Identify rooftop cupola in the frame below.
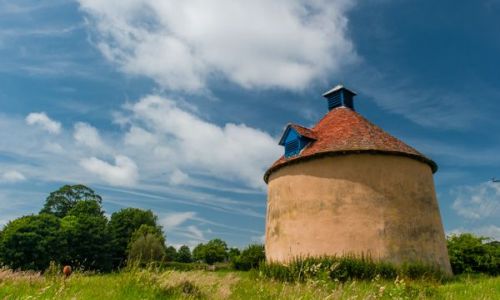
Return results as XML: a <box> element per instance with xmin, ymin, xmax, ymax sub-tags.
<box><xmin>322</xmin><ymin>85</ymin><xmax>357</xmax><ymax>111</ymax></box>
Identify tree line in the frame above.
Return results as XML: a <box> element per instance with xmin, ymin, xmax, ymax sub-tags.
<box><xmin>0</xmin><ymin>185</ymin><xmax>264</xmax><ymax>272</ymax></box>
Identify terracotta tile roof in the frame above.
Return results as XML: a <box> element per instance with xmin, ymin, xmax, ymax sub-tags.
<box><xmin>264</xmin><ymin>107</ymin><xmax>437</xmax><ymax>183</ymax></box>
<box><xmin>288</xmin><ymin>124</ymin><xmax>317</xmax><ymax>141</ymax></box>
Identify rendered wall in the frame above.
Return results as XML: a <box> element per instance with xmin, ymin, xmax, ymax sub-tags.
<box><xmin>265</xmin><ymin>154</ymin><xmax>452</xmax><ymax>274</ymax></box>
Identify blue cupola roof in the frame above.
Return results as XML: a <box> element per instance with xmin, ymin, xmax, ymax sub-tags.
<box><xmin>322</xmin><ymin>85</ymin><xmax>357</xmax><ymax>111</ymax></box>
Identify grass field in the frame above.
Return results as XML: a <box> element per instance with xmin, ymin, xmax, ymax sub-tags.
<box><xmin>1</xmin><ymin>268</ymin><xmax>499</xmax><ymax>299</ymax></box>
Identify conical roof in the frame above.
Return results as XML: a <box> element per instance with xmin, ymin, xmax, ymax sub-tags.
<box><xmin>264</xmin><ymin>107</ymin><xmax>437</xmax><ymax>183</ymax></box>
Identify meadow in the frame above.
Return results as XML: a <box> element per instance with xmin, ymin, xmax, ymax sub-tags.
<box><xmin>1</xmin><ymin>267</ymin><xmax>499</xmax><ymax>299</ymax></box>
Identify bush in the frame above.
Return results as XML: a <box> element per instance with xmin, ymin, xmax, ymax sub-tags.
<box><xmin>259</xmin><ymin>256</ymin><xmax>445</xmax><ymax>283</ymax></box>
<box><xmin>447</xmin><ymin>233</ymin><xmax>499</xmax><ymax>275</ymax></box>
<box><xmin>232</xmin><ymin>244</ymin><xmax>265</xmax><ymax>271</ymax></box>
<box><xmin>127</xmin><ymin>225</ymin><xmax>166</xmax><ymax>266</ymax></box>
<box><xmin>162</xmin><ymin>261</ymin><xmax>209</xmax><ymax>271</ymax></box>
<box><xmin>177</xmin><ymin>245</ymin><xmax>192</xmax><ymax>263</ymax></box>
<box><xmin>192</xmin><ymin>239</ymin><xmax>228</xmax><ymax>265</ymax></box>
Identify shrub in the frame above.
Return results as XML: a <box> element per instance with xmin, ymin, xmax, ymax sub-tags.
<box><xmin>232</xmin><ymin>244</ymin><xmax>265</xmax><ymax>271</ymax></box>
<box><xmin>127</xmin><ymin>225</ymin><xmax>166</xmax><ymax>266</ymax></box>
<box><xmin>259</xmin><ymin>255</ymin><xmax>445</xmax><ymax>283</ymax></box>
<box><xmin>177</xmin><ymin>245</ymin><xmax>192</xmax><ymax>263</ymax></box>
<box><xmin>163</xmin><ymin>261</ymin><xmax>208</xmax><ymax>271</ymax></box>
<box><xmin>192</xmin><ymin>239</ymin><xmax>228</xmax><ymax>265</ymax></box>
<box><xmin>447</xmin><ymin>233</ymin><xmax>499</xmax><ymax>275</ymax></box>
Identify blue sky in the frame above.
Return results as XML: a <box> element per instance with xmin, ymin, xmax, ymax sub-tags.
<box><xmin>0</xmin><ymin>0</ymin><xmax>499</xmax><ymax>248</ymax></box>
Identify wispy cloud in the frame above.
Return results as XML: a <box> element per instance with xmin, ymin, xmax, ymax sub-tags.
<box><xmin>451</xmin><ymin>181</ymin><xmax>500</xmax><ymax>220</ymax></box>
<box><xmin>160</xmin><ymin>211</ymin><xmax>197</xmax><ymax>231</ymax></box>
<box><xmin>448</xmin><ymin>225</ymin><xmax>500</xmax><ymax>241</ymax></box>
<box><xmin>0</xmin><ymin>170</ymin><xmax>26</xmax><ymax>183</ymax></box>
<box><xmin>351</xmin><ymin>65</ymin><xmax>495</xmax><ymax>130</ymax></box>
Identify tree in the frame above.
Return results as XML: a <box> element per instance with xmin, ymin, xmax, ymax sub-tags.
<box><xmin>108</xmin><ymin>208</ymin><xmax>162</xmax><ymax>268</ymax></box>
<box><xmin>228</xmin><ymin>247</ymin><xmax>241</xmax><ymax>261</ymax></box>
<box><xmin>60</xmin><ymin>200</ymin><xmax>112</xmax><ymax>271</ymax></box>
<box><xmin>127</xmin><ymin>225</ymin><xmax>166</xmax><ymax>266</ymax></box>
<box><xmin>177</xmin><ymin>245</ymin><xmax>192</xmax><ymax>263</ymax></box>
<box><xmin>165</xmin><ymin>246</ymin><xmax>178</xmax><ymax>262</ymax></box>
<box><xmin>192</xmin><ymin>243</ymin><xmax>205</xmax><ymax>262</ymax></box>
<box><xmin>0</xmin><ymin>214</ymin><xmax>62</xmax><ymax>271</ymax></box>
<box><xmin>232</xmin><ymin>244</ymin><xmax>265</xmax><ymax>270</ymax></box>
<box><xmin>204</xmin><ymin>239</ymin><xmax>228</xmax><ymax>264</ymax></box>
<box><xmin>192</xmin><ymin>239</ymin><xmax>228</xmax><ymax>264</ymax></box>
<box><xmin>40</xmin><ymin>185</ymin><xmax>102</xmax><ymax>218</ymax></box>
<box><xmin>447</xmin><ymin>233</ymin><xmax>500</xmax><ymax>275</ymax></box>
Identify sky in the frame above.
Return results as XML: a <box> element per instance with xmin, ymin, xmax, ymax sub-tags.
<box><xmin>0</xmin><ymin>0</ymin><xmax>499</xmax><ymax>248</ymax></box>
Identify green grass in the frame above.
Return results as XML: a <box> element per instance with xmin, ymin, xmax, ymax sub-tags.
<box><xmin>1</xmin><ymin>268</ymin><xmax>499</xmax><ymax>299</ymax></box>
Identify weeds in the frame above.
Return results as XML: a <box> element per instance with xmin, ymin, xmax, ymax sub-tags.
<box><xmin>259</xmin><ymin>255</ymin><xmax>447</xmax><ymax>283</ymax></box>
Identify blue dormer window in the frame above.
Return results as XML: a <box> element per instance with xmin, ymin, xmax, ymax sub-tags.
<box><xmin>285</xmin><ymin>139</ymin><xmax>299</xmax><ymax>157</ymax></box>
<box><xmin>279</xmin><ymin>124</ymin><xmax>317</xmax><ymax>158</ymax></box>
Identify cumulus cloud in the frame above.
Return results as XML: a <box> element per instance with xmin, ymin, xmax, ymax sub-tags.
<box><xmin>1</xmin><ymin>170</ymin><xmax>26</xmax><ymax>183</ymax></box>
<box><xmin>78</xmin><ymin>0</ymin><xmax>357</xmax><ymax>91</ymax></box>
<box><xmin>25</xmin><ymin>112</ymin><xmax>61</xmax><ymax>134</ymax></box>
<box><xmin>452</xmin><ymin>181</ymin><xmax>500</xmax><ymax>219</ymax></box>
<box><xmin>122</xmin><ymin>95</ymin><xmax>281</xmax><ymax>188</ymax></box>
<box><xmin>73</xmin><ymin>122</ymin><xmax>105</xmax><ymax>150</ymax></box>
<box><xmin>80</xmin><ymin>155</ymin><xmax>138</xmax><ymax>186</ymax></box>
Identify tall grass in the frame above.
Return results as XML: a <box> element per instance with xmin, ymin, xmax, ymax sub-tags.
<box><xmin>259</xmin><ymin>255</ymin><xmax>447</xmax><ymax>283</ymax></box>
<box><xmin>0</xmin><ymin>266</ymin><xmax>499</xmax><ymax>299</ymax></box>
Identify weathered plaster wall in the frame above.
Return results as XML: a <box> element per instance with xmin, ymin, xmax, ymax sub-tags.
<box><xmin>265</xmin><ymin>154</ymin><xmax>452</xmax><ymax>274</ymax></box>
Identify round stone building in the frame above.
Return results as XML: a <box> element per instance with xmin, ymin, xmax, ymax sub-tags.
<box><xmin>263</xmin><ymin>85</ymin><xmax>452</xmax><ymax>274</ymax></box>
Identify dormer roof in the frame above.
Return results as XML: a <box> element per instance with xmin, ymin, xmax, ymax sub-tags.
<box><xmin>278</xmin><ymin>124</ymin><xmax>317</xmax><ymax>146</ymax></box>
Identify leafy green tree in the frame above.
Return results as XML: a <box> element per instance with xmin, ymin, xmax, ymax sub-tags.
<box><xmin>0</xmin><ymin>214</ymin><xmax>62</xmax><ymax>271</ymax></box>
<box><xmin>40</xmin><ymin>185</ymin><xmax>102</xmax><ymax>218</ymax></box>
<box><xmin>192</xmin><ymin>243</ymin><xmax>205</xmax><ymax>262</ymax></box>
<box><xmin>108</xmin><ymin>208</ymin><xmax>161</xmax><ymax>268</ymax></box>
<box><xmin>165</xmin><ymin>246</ymin><xmax>178</xmax><ymax>262</ymax></box>
<box><xmin>204</xmin><ymin>239</ymin><xmax>228</xmax><ymax>264</ymax></box>
<box><xmin>228</xmin><ymin>247</ymin><xmax>241</xmax><ymax>262</ymax></box>
<box><xmin>177</xmin><ymin>245</ymin><xmax>192</xmax><ymax>263</ymax></box>
<box><xmin>192</xmin><ymin>239</ymin><xmax>228</xmax><ymax>264</ymax></box>
<box><xmin>127</xmin><ymin>224</ymin><xmax>166</xmax><ymax>266</ymax></box>
<box><xmin>232</xmin><ymin>244</ymin><xmax>265</xmax><ymax>270</ymax></box>
<box><xmin>60</xmin><ymin>200</ymin><xmax>112</xmax><ymax>271</ymax></box>
<box><xmin>447</xmin><ymin>233</ymin><xmax>500</xmax><ymax>275</ymax></box>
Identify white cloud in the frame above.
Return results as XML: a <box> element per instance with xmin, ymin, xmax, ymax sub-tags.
<box><xmin>122</xmin><ymin>95</ymin><xmax>281</xmax><ymax>188</ymax></box>
<box><xmin>78</xmin><ymin>0</ymin><xmax>357</xmax><ymax>91</ymax></box>
<box><xmin>25</xmin><ymin>112</ymin><xmax>61</xmax><ymax>134</ymax></box>
<box><xmin>73</xmin><ymin>122</ymin><xmax>105</xmax><ymax>150</ymax></box>
<box><xmin>1</xmin><ymin>170</ymin><xmax>26</xmax><ymax>183</ymax></box>
<box><xmin>251</xmin><ymin>234</ymin><xmax>265</xmax><ymax>244</ymax></box>
<box><xmin>160</xmin><ymin>211</ymin><xmax>196</xmax><ymax>231</ymax></box>
<box><xmin>168</xmin><ymin>169</ymin><xmax>189</xmax><ymax>185</ymax></box>
<box><xmin>124</xmin><ymin>126</ymin><xmax>158</xmax><ymax>146</ymax></box>
<box><xmin>448</xmin><ymin>225</ymin><xmax>500</xmax><ymax>241</ymax></box>
<box><xmin>80</xmin><ymin>155</ymin><xmax>138</xmax><ymax>186</ymax></box>
<box><xmin>452</xmin><ymin>181</ymin><xmax>500</xmax><ymax>219</ymax></box>
<box><xmin>186</xmin><ymin>225</ymin><xmax>205</xmax><ymax>240</ymax></box>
